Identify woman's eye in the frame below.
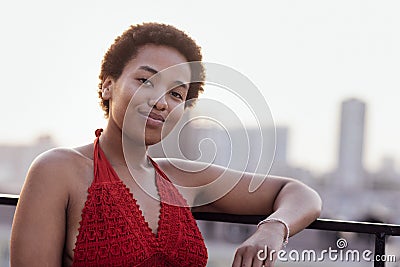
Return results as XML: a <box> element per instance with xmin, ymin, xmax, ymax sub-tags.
<box><xmin>138</xmin><ymin>78</ymin><xmax>153</xmax><ymax>87</ymax></box>
<box><xmin>171</xmin><ymin>91</ymin><xmax>183</xmax><ymax>100</ymax></box>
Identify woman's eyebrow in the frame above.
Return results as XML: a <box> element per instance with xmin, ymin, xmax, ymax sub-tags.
<box><xmin>172</xmin><ymin>80</ymin><xmax>189</xmax><ymax>90</ymax></box>
<box><xmin>138</xmin><ymin>65</ymin><xmax>158</xmax><ymax>74</ymax></box>
<box><xmin>139</xmin><ymin>65</ymin><xmax>189</xmax><ymax>89</ymax></box>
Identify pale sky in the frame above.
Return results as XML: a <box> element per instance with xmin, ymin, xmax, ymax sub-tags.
<box><xmin>1</xmin><ymin>0</ymin><xmax>400</xmax><ymax>174</ymax></box>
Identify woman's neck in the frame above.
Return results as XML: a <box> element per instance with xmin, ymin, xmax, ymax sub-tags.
<box><xmin>99</xmin><ymin>123</ymin><xmax>150</xmax><ymax>170</ymax></box>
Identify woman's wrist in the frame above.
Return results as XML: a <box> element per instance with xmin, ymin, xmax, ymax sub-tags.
<box><xmin>257</xmin><ymin>218</ymin><xmax>290</xmax><ymax>247</ymax></box>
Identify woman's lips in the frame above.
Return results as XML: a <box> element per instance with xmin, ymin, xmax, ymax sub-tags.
<box><xmin>148</xmin><ymin>112</ymin><xmax>165</xmax><ymax>122</ymax></box>
<box><xmin>139</xmin><ymin>111</ymin><xmax>165</xmax><ymax>127</ymax></box>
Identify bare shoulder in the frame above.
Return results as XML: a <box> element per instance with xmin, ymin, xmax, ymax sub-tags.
<box><xmin>32</xmin><ymin>146</ymin><xmax>87</xmax><ymax>168</ymax></box>
<box><xmin>21</xmin><ymin>144</ymin><xmax>94</xmax><ymax>200</ymax></box>
<box><xmin>35</xmin><ymin>143</ymin><xmax>93</xmax><ymax>166</ymax></box>
<box><xmin>30</xmin><ymin>145</ymin><xmax>92</xmax><ymax>178</ymax></box>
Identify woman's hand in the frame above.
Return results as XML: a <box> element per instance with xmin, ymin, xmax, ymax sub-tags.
<box><xmin>232</xmin><ymin>221</ymin><xmax>286</xmax><ymax>267</ymax></box>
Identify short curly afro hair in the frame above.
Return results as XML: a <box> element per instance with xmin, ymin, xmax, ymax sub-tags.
<box><xmin>98</xmin><ymin>22</ymin><xmax>205</xmax><ymax>118</ymax></box>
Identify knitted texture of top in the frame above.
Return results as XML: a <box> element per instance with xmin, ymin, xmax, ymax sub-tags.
<box><xmin>71</xmin><ymin>129</ymin><xmax>208</xmax><ymax>266</ymax></box>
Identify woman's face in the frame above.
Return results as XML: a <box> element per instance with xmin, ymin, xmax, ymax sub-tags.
<box><xmin>105</xmin><ymin>44</ymin><xmax>191</xmax><ymax>145</ymax></box>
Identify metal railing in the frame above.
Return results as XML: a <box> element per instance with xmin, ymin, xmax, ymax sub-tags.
<box><xmin>1</xmin><ymin>193</ymin><xmax>400</xmax><ymax>266</ymax></box>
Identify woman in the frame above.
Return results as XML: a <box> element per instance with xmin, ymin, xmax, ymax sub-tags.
<box><xmin>10</xmin><ymin>23</ymin><xmax>321</xmax><ymax>267</ymax></box>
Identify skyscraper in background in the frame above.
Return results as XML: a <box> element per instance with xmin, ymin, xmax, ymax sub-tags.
<box><xmin>335</xmin><ymin>98</ymin><xmax>366</xmax><ymax>189</ymax></box>
<box><xmin>269</xmin><ymin>127</ymin><xmax>288</xmax><ymax>172</ymax></box>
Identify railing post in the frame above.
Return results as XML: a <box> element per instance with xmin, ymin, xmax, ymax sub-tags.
<box><xmin>374</xmin><ymin>232</ymin><xmax>386</xmax><ymax>267</ymax></box>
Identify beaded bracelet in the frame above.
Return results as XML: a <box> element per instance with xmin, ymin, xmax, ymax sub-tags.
<box><xmin>257</xmin><ymin>218</ymin><xmax>290</xmax><ymax>247</ymax></box>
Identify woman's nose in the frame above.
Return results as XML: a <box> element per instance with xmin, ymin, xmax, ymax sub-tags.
<box><xmin>148</xmin><ymin>94</ymin><xmax>168</xmax><ymax>111</ymax></box>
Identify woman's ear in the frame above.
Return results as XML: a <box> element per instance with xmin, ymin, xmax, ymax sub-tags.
<box><xmin>101</xmin><ymin>77</ymin><xmax>114</xmax><ymax>100</ymax></box>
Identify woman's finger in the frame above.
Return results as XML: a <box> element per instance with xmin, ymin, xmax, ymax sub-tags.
<box><xmin>232</xmin><ymin>249</ymin><xmax>243</xmax><ymax>267</ymax></box>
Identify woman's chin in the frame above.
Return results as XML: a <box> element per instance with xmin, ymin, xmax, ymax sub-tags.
<box><xmin>145</xmin><ymin>135</ymin><xmax>162</xmax><ymax>146</ymax></box>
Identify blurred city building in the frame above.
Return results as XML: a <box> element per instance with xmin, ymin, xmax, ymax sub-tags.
<box><xmin>322</xmin><ymin>98</ymin><xmax>400</xmax><ymax>221</ymax></box>
<box><xmin>333</xmin><ymin>98</ymin><xmax>368</xmax><ymax>190</ymax></box>
<box><xmin>0</xmin><ymin>134</ymin><xmax>56</xmax><ymax>194</ymax></box>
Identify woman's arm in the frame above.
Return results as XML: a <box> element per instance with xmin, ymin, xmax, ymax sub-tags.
<box><xmin>193</xmin><ymin>171</ymin><xmax>322</xmax><ymax>236</ymax></box>
<box><xmin>10</xmin><ymin>149</ymin><xmax>70</xmax><ymax>267</ymax></box>
<box><xmin>213</xmin><ymin>173</ymin><xmax>321</xmax><ymax>267</ymax></box>
<box><xmin>158</xmin><ymin>159</ymin><xmax>322</xmax><ymax>267</ymax></box>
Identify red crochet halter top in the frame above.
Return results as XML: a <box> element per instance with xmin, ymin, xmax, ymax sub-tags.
<box><xmin>71</xmin><ymin>129</ymin><xmax>208</xmax><ymax>266</ymax></box>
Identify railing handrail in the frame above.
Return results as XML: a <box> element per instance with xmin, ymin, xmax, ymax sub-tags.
<box><xmin>0</xmin><ymin>194</ymin><xmax>18</xmax><ymax>206</ymax></box>
<box><xmin>192</xmin><ymin>212</ymin><xmax>400</xmax><ymax>236</ymax></box>
<box><xmin>2</xmin><ymin>193</ymin><xmax>399</xmax><ymax>236</ymax></box>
